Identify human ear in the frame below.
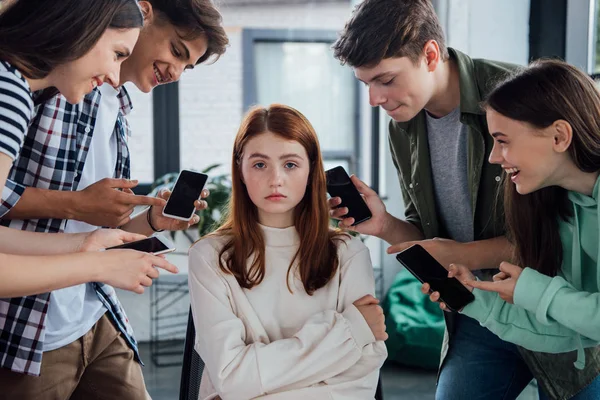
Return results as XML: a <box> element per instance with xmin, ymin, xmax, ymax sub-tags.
<box><xmin>552</xmin><ymin>119</ymin><xmax>573</xmax><ymax>153</ymax></box>
<box><xmin>138</xmin><ymin>1</ymin><xmax>153</xmax><ymax>23</ymax></box>
<box><xmin>423</xmin><ymin>40</ymin><xmax>441</xmax><ymax>72</ymax></box>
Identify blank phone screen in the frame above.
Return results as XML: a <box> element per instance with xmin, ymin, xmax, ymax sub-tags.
<box><xmin>325</xmin><ymin>166</ymin><xmax>372</xmax><ymax>225</ymax></box>
<box><xmin>106</xmin><ymin>237</ymin><xmax>169</xmax><ymax>253</ymax></box>
<box><xmin>163</xmin><ymin>171</ymin><xmax>208</xmax><ymax>219</ymax></box>
<box><xmin>395</xmin><ymin>244</ymin><xmax>474</xmax><ymax>311</ymax></box>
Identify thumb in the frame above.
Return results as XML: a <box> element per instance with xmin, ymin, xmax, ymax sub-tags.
<box><xmin>350</xmin><ymin>175</ymin><xmax>376</xmax><ymax>197</ymax></box>
<box><xmin>118</xmin><ymin>230</ymin><xmax>147</xmax><ymax>244</ymax></box>
<box><xmin>499</xmin><ymin>261</ymin><xmax>520</xmax><ymax>276</ymax></box>
<box><xmin>353</xmin><ymin>294</ymin><xmax>378</xmax><ymax>306</ymax></box>
<box><xmin>387</xmin><ymin>241</ymin><xmax>416</xmax><ymax>254</ymax></box>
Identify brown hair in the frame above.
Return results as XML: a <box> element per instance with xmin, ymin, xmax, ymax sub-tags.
<box><xmin>0</xmin><ymin>0</ymin><xmax>143</xmax><ymax>79</ymax></box>
<box><xmin>209</xmin><ymin>104</ymin><xmax>347</xmax><ymax>295</ymax></box>
<box><xmin>332</xmin><ymin>0</ymin><xmax>448</xmax><ymax>68</ymax></box>
<box><xmin>146</xmin><ymin>0</ymin><xmax>228</xmax><ymax>64</ymax></box>
<box><xmin>485</xmin><ymin>59</ymin><xmax>600</xmax><ymax>276</ymax></box>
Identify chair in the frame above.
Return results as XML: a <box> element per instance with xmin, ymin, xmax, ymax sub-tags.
<box><xmin>179</xmin><ymin>307</ymin><xmax>383</xmax><ymax>400</ymax></box>
<box><xmin>179</xmin><ymin>308</ymin><xmax>204</xmax><ymax>400</ymax></box>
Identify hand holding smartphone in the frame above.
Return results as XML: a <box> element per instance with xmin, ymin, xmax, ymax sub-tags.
<box><xmin>105</xmin><ymin>234</ymin><xmax>176</xmax><ymax>255</ymax></box>
<box><xmin>395</xmin><ymin>244</ymin><xmax>474</xmax><ymax>312</ymax></box>
<box><xmin>162</xmin><ymin>169</ymin><xmax>208</xmax><ymax>221</ymax></box>
<box><xmin>325</xmin><ymin>166</ymin><xmax>372</xmax><ymax>226</ymax></box>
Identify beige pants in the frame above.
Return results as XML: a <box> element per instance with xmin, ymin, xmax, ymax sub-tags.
<box><xmin>0</xmin><ymin>314</ymin><xmax>151</xmax><ymax>400</ymax></box>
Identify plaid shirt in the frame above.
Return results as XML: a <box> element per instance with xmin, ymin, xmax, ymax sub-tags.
<box><xmin>0</xmin><ymin>87</ymin><xmax>139</xmax><ymax>376</ymax></box>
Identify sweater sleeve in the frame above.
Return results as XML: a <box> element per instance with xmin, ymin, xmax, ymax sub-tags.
<box><xmin>461</xmin><ymin>268</ymin><xmax>600</xmax><ymax>353</ymax></box>
<box><xmin>323</xmin><ymin>241</ymin><xmax>388</xmax><ymax>395</ymax></box>
<box><xmin>188</xmin><ymin>244</ymin><xmax>378</xmax><ymax>400</ymax></box>
<box><xmin>514</xmin><ymin>267</ymin><xmax>600</xmax><ymax>342</ymax></box>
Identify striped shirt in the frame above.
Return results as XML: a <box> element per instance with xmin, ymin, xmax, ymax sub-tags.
<box><xmin>0</xmin><ymin>61</ymin><xmax>33</xmax><ymax>161</ymax></box>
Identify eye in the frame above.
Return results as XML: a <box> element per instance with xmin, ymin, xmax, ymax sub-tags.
<box><xmin>171</xmin><ymin>43</ymin><xmax>181</xmax><ymax>58</ymax></box>
<box><xmin>115</xmin><ymin>51</ymin><xmax>127</xmax><ymax>60</ymax></box>
<box><xmin>284</xmin><ymin>162</ymin><xmax>297</xmax><ymax>169</ymax></box>
<box><xmin>253</xmin><ymin>162</ymin><xmax>266</xmax><ymax>169</ymax></box>
<box><xmin>382</xmin><ymin>78</ymin><xmax>395</xmax><ymax>86</ymax></box>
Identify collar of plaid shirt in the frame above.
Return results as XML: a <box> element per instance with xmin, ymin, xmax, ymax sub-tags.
<box><xmin>0</xmin><ymin>86</ymin><xmax>140</xmax><ymax>376</ymax></box>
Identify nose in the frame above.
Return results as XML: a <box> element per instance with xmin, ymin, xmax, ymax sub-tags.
<box><xmin>167</xmin><ymin>63</ymin><xmax>185</xmax><ymax>82</ymax></box>
<box><xmin>368</xmin><ymin>86</ymin><xmax>386</xmax><ymax>107</ymax></box>
<box><xmin>269</xmin><ymin>167</ymin><xmax>284</xmax><ymax>187</ymax></box>
<box><xmin>488</xmin><ymin>142</ymin><xmax>503</xmax><ymax>165</ymax></box>
<box><xmin>104</xmin><ymin>65</ymin><xmax>121</xmax><ymax>88</ymax></box>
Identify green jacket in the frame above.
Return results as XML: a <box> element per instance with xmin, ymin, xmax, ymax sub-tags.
<box><xmin>387</xmin><ymin>47</ymin><xmax>600</xmax><ymax>399</ymax></box>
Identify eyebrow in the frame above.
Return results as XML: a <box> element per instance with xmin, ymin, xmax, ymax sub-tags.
<box><xmin>248</xmin><ymin>152</ymin><xmax>304</xmax><ymax>160</ymax></box>
<box><xmin>176</xmin><ymin>39</ymin><xmax>195</xmax><ymax>69</ymax></box>
<box><xmin>358</xmin><ymin>71</ymin><xmax>394</xmax><ymax>84</ymax></box>
<box><xmin>491</xmin><ymin>132</ymin><xmax>507</xmax><ymax>138</ymax></box>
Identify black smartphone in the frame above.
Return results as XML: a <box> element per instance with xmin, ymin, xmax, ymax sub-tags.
<box><xmin>325</xmin><ymin>166</ymin><xmax>372</xmax><ymax>226</ymax></box>
<box><xmin>395</xmin><ymin>244</ymin><xmax>474</xmax><ymax>312</ymax></box>
<box><xmin>162</xmin><ymin>170</ymin><xmax>208</xmax><ymax>221</ymax></box>
<box><xmin>105</xmin><ymin>235</ymin><xmax>175</xmax><ymax>255</ymax></box>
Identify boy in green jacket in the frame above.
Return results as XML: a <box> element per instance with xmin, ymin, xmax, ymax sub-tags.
<box><xmin>330</xmin><ymin>0</ymin><xmax>532</xmax><ymax>399</ymax></box>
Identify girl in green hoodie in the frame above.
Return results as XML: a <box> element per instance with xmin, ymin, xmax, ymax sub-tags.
<box><xmin>422</xmin><ymin>59</ymin><xmax>600</xmax><ymax>399</ymax></box>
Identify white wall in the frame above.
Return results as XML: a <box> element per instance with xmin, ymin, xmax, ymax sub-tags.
<box><xmin>442</xmin><ymin>0</ymin><xmax>530</xmax><ymax>65</ymax></box>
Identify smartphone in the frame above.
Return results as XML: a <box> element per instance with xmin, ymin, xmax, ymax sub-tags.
<box><xmin>395</xmin><ymin>244</ymin><xmax>474</xmax><ymax>312</ymax></box>
<box><xmin>162</xmin><ymin>169</ymin><xmax>208</xmax><ymax>221</ymax></box>
<box><xmin>105</xmin><ymin>235</ymin><xmax>176</xmax><ymax>255</ymax></box>
<box><xmin>325</xmin><ymin>166</ymin><xmax>372</xmax><ymax>226</ymax></box>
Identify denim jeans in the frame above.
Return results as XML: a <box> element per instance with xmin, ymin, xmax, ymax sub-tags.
<box><xmin>538</xmin><ymin>373</ymin><xmax>600</xmax><ymax>400</ymax></box>
<box><xmin>436</xmin><ymin>313</ymin><xmax>534</xmax><ymax>400</ymax></box>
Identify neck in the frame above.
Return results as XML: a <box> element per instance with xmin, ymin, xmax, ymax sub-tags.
<box><xmin>257</xmin><ymin>209</ymin><xmax>294</xmax><ymax>228</ymax></box>
<box><xmin>23</xmin><ymin>75</ymin><xmax>53</xmax><ymax>93</ymax></box>
<box><xmin>425</xmin><ymin>58</ymin><xmax>461</xmax><ymax>118</ymax></box>
<box><xmin>555</xmin><ymin>163</ymin><xmax>599</xmax><ymax>196</ymax></box>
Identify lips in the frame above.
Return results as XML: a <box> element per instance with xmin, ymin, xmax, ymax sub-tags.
<box><xmin>153</xmin><ymin>63</ymin><xmax>166</xmax><ymax>85</ymax></box>
<box><xmin>266</xmin><ymin>193</ymin><xmax>286</xmax><ymax>200</ymax></box>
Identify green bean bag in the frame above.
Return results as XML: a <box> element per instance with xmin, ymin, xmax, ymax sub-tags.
<box><xmin>382</xmin><ymin>269</ymin><xmax>445</xmax><ymax>370</ymax></box>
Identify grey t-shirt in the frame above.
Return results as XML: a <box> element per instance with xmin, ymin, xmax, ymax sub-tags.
<box><xmin>425</xmin><ymin>107</ymin><xmax>474</xmax><ymax>243</ymax></box>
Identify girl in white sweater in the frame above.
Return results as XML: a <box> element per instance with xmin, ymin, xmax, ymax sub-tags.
<box><xmin>188</xmin><ymin>104</ymin><xmax>388</xmax><ymax>399</ymax></box>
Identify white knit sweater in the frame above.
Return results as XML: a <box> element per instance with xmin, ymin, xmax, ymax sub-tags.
<box><xmin>188</xmin><ymin>224</ymin><xmax>387</xmax><ymax>400</ymax></box>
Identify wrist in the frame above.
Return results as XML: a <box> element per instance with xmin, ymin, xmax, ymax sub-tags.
<box><xmin>146</xmin><ymin>208</ymin><xmax>164</xmax><ymax>233</ymax></box>
<box><xmin>378</xmin><ymin>212</ymin><xmax>397</xmax><ymax>241</ymax></box>
<box><xmin>70</xmin><ymin>232</ymin><xmax>89</xmax><ymax>253</ymax></box>
<box><xmin>63</xmin><ymin>191</ymin><xmax>82</xmax><ymax>220</ymax></box>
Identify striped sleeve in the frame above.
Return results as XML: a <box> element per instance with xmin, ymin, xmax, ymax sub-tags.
<box><xmin>0</xmin><ymin>64</ymin><xmax>33</xmax><ymax>161</ymax></box>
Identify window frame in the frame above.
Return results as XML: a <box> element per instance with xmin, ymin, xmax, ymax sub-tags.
<box><xmin>242</xmin><ymin>28</ymin><xmax>362</xmax><ymax>174</ymax></box>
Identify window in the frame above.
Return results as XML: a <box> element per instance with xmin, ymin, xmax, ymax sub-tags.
<box><xmin>244</xmin><ymin>29</ymin><xmax>359</xmax><ymax>173</ymax></box>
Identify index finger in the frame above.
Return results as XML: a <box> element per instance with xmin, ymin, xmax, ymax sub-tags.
<box><xmin>386</xmin><ymin>241</ymin><xmax>416</xmax><ymax>254</ymax></box>
<box><xmin>117</xmin><ymin>192</ymin><xmax>166</xmax><ymax>207</ymax></box>
<box><xmin>467</xmin><ymin>279</ymin><xmax>501</xmax><ymax>293</ymax></box>
<box><xmin>149</xmin><ymin>256</ymin><xmax>179</xmax><ymax>274</ymax></box>
<box><xmin>349</xmin><ymin>175</ymin><xmax>377</xmax><ymax>196</ymax></box>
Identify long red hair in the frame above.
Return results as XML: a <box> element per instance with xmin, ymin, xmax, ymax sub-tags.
<box><xmin>210</xmin><ymin>104</ymin><xmax>346</xmax><ymax>295</ymax></box>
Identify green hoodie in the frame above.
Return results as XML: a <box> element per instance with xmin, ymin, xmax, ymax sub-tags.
<box><xmin>462</xmin><ymin>175</ymin><xmax>600</xmax><ymax>370</ymax></box>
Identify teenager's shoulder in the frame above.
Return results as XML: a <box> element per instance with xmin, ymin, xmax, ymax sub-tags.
<box><xmin>0</xmin><ymin>61</ymin><xmax>33</xmax><ymax>106</ymax></box>
<box><xmin>189</xmin><ymin>234</ymin><xmax>230</xmax><ymax>259</ymax></box>
<box><xmin>471</xmin><ymin>57</ymin><xmax>521</xmax><ymax>98</ymax></box>
<box><xmin>334</xmin><ymin>233</ymin><xmax>369</xmax><ymax>262</ymax></box>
